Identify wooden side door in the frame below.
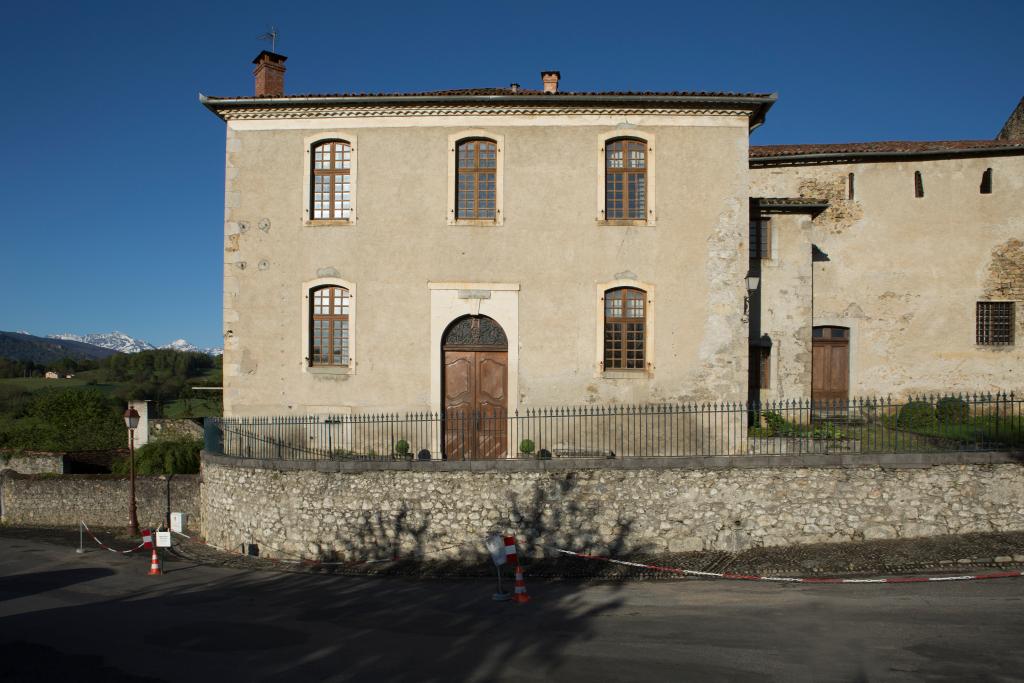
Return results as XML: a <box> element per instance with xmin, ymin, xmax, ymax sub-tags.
<box><xmin>811</xmin><ymin>326</ymin><xmax>850</xmax><ymax>405</ymax></box>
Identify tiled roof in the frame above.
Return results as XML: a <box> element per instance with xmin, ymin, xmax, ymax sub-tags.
<box><xmin>203</xmin><ymin>88</ymin><xmax>774</xmax><ymax>101</ymax></box>
<box><xmin>750</xmin><ymin>139</ymin><xmax>1024</xmax><ymax>159</ymax></box>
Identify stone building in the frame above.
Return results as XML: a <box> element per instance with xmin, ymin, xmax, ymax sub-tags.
<box><xmin>202</xmin><ymin>52</ymin><xmax>1023</xmax><ymax>437</ymax></box>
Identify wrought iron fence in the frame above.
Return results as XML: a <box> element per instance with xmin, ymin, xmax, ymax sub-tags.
<box><xmin>204</xmin><ymin>392</ymin><xmax>1022</xmax><ymax>462</ymax></box>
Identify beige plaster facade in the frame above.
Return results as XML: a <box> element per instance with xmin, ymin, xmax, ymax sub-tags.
<box><xmin>751</xmin><ymin>153</ymin><xmax>1024</xmax><ymax>397</ymax></box>
<box><xmin>210</xmin><ymin>101</ymin><xmax>761</xmax><ymax>417</ymax></box>
<box><xmin>206</xmin><ymin>55</ymin><xmax>1022</xmax><ymax>420</ymax></box>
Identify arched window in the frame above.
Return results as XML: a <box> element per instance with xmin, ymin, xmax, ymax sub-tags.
<box><xmin>311</xmin><ymin>140</ymin><xmax>352</xmax><ymax>220</ymax></box>
<box><xmin>456</xmin><ymin>138</ymin><xmax>497</xmax><ymax>220</ymax></box>
<box><xmin>310</xmin><ymin>285</ymin><xmax>350</xmax><ymax>366</ymax></box>
<box><xmin>604</xmin><ymin>287</ymin><xmax>646</xmax><ymax>369</ymax></box>
<box><xmin>605</xmin><ymin>138</ymin><xmax>647</xmax><ymax>220</ymax></box>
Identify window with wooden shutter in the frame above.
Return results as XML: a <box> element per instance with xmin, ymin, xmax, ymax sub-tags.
<box><xmin>749</xmin><ymin>219</ymin><xmax>772</xmax><ymax>260</ymax></box>
<box><xmin>604</xmin><ymin>287</ymin><xmax>646</xmax><ymax>370</ymax></box>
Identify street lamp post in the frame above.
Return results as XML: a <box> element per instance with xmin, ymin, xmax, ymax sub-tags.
<box><xmin>124</xmin><ymin>406</ymin><xmax>141</xmax><ymax>536</ymax></box>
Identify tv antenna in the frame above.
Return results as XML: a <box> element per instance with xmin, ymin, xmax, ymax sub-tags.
<box><xmin>257</xmin><ymin>26</ymin><xmax>279</xmax><ymax>53</ymax></box>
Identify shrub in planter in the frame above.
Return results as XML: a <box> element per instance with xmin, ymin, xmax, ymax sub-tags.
<box><xmin>519</xmin><ymin>439</ymin><xmax>535</xmax><ymax>455</ymax></box>
<box><xmin>897</xmin><ymin>401</ymin><xmax>937</xmax><ymax>430</ymax></box>
<box><xmin>394</xmin><ymin>439</ymin><xmax>410</xmax><ymax>457</ymax></box>
<box><xmin>537</xmin><ymin>448</ymin><xmax>552</xmax><ymax>460</ymax></box>
<box><xmin>935</xmin><ymin>397</ymin><xmax>970</xmax><ymax>424</ymax></box>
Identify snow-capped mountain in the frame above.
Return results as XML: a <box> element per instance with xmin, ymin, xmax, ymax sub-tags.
<box><xmin>51</xmin><ymin>331</ymin><xmax>156</xmax><ymax>354</ymax></box>
<box><xmin>159</xmin><ymin>339</ymin><xmax>223</xmax><ymax>356</ymax></box>
<box><xmin>48</xmin><ymin>332</ymin><xmax>222</xmax><ymax>356</ymax></box>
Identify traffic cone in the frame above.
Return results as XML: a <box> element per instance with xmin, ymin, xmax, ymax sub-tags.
<box><xmin>512</xmin><ymin>564</ymin><xmax>530</xmax><ymax>603</ymax></box>
<box><xmin>148</xmin><ymin>547</ymin><xmax>162</xmax><ymax>576</ymax></box>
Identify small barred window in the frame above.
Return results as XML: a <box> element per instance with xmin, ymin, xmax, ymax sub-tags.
<box><xmin>976</xmin><ymin>302</ymin><xmax>1014</xmax><ymax>345</ymax></box>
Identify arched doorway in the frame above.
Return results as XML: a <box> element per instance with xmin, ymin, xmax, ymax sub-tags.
<box><xmin>442</xmin><ymin>315</ymin><xmax>508</xmax><ymax>460</ymax></box>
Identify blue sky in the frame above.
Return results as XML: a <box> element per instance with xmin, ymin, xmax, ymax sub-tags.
<box><xmin>1</xmin><ymin>0</ymin><xmax>1020</xmax><ymax>349</ymax></box>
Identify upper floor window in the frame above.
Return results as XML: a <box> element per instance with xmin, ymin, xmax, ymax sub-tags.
<box><xmin>456</xmin><ymin>139</ymin><xmax>497</xmax><ymax>220</ymax></box>
<box><xmin>977</xmin><ymin>301</ymin><xmax>1014</xmax><ymax>346</ymax></box>
<box><xmin>604</xmin><ymin>287</ymin><xmax>646</xmax><ymax>370</ymax></box>
<box><xmin>311</xmin><ymin>140</ymin><xmax>352</xmax><ymax>220</ymax></box>
<box><xmin>310</xmin><ymin>285</ymin><xmax>350</xmax><ymax>366</ymax></box>
<box><xmin>749</xmin><ymin>219</ymin><xmax>772</xmax><ymax>260</ymax></box>
<box><xmin>605</xmin><ymin>138</ymin><xmax>647</xmax><ymax>220</ymax></box>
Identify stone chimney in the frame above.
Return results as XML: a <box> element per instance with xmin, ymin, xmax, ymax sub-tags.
<box><xmin>997</xmin><ymin>96</ymin><xmax>1024</xmax><ymax>141</ymax></box>
<box><xmin>253</xmin><ymin>50</ymin><xmax>287</xmax><ymax>97</ymax></box>
<box><xmin>541</xmin><ymin>70</ymin><xmax>560</xmax><ymax>94</ymax></box>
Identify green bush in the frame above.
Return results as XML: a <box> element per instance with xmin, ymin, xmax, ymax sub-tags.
<box><xmin>897</xmin><ymin>401</ymin><xmax>937</xmax><ymax>430</ymax></box>
<box><xmin>0</xmin><ymin>389</ymin><xmax>125</xmax><ymax>451</ymax></box>
<box><xmin>111</xmin><ymin>438</ymin><xmax>201</xmax><ymax>475</ymax></box>
<box><xmin>394</xmin><ymin>439</ymin><xmax>410</xmax><ymax>456</ymax></box>
<box><xmin>519</xmin><ymin>439</ymin><xmax>535</xmax><ymax>455</ymax></box>
<box><xmin>935</xmin><ymin>397</ymin><xmax>970</xmax><ymax>424</ymax></box>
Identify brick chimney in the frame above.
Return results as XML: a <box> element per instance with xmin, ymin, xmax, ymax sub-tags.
<box><xmin>541</xmin><ymin>70</ymin><xmax>560</xmax><ymax>94</ymax></box>
<box><xmin>253</xmin><ymin>50</ymin><xmax>287</xmax><ymax>97</ymax></box>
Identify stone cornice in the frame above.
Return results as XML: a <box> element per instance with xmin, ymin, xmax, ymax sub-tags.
<box><xmin>205</xmin><ymin>102</ymin><xmax>760</xmax><ymax>122</ymax></box>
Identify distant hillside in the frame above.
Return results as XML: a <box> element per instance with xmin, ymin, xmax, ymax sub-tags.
<box><xmin>0</xmin><ymin>331</ymin><xmax>118</xmax><ymax>363</ymax></box>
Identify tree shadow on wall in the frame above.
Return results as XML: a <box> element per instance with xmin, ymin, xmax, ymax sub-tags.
<box><xmin>319</xmin><ymin>502</ymin><xmax>433</xmax><ymax>563</ymax></box>
<box><xmin>310</xmin><ymin>471</ymin><xmax>654</xmax><ymax>581</ymax></box>
<box><xmin>508</xmin><ymin>470</ymin><xmax>652</xmax><ymax>562</ymax></box>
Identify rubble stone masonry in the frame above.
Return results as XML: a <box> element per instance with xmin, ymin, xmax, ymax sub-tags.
<box><xmin>200</xmin><ymin>453</ymin><xmax>1024</xmax><ymax>561</ymax></box>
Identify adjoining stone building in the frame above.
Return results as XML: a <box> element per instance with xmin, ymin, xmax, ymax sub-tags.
<box><xmin>202</xmin><ymin>53</ymin><xmax>1023</xmax><ymax>445</ymax></box>
<box><xmin>749</xmin><ymin>137</ymin><xmax>1024</xmax><ymax>402</ymax></box>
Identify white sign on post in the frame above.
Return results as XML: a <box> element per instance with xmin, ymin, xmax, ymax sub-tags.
<box><xmin>156</xmin><ymin>531</ymin><xmax>172</xmax><ymax>548</ymax></box>
<box><xmin>485</xmin><ymin>534</ymin><xmax>507</xmax><ymax>566</ymax></box>
<box><xmin>170</xmin><ymin>512</ymin><xmax>186</xmax><ymax>533</ymax></box>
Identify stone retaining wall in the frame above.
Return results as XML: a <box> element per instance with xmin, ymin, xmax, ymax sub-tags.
<box><xmin>0</xmin><ymin>452</ymin><xmax>64</xmax><ymax>475</ymax></box>
<box><xmin>150</xmin><ymin>419</ymin><xmax>204</xmax><ymax>442</ymax></box>
<box><xmin>200</xmin><ymin>451</ymin><xmax>1024</xmax><ymax>561</ymax></box>
<box><xmin>0</xmin><ymin>472</ymin><xmax>200</xmax><ymax>530</ymax></box>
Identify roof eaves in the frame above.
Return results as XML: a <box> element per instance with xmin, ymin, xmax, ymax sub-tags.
<box><xmin>750</xmin><ymin>144</ymin><xmax>1024</xmax><ymax>165</ymax></box>
<box><xmin>199</xmin><ymin>91</ymin><xmax>778</xmax><ymax>125</ymax></box>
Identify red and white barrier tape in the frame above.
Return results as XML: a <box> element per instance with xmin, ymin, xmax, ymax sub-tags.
<box><xmin>552</xmin><ymin>548</ymin><xmax>1024</xmax><ymax>584</ymax></box>
<box><xmin>81</xmin><ymin>521</ymin><xmax>146</xmax><ymax>555</ymax></box>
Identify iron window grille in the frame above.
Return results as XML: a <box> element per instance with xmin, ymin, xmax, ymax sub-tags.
<box><xmin>976</xmin><ymin>302</ymin><xmax>1014</xmax><ymax>346</ymax></box>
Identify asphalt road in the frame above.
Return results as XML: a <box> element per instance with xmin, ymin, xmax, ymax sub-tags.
<box><xmin>2</xmin><ymin>536</ymin><xmax>1023</xmax><ymax>682</ymax></box>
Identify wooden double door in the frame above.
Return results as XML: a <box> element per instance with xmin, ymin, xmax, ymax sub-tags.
<box><xmin>811</xmin><ymin>326</ymin><xmax>850</xmax><ymax>405</ymax></box>
<box><xmin>442</xmin><ymin>316</ymin><xmax>508</xmax><ymax>460</ymax></box>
